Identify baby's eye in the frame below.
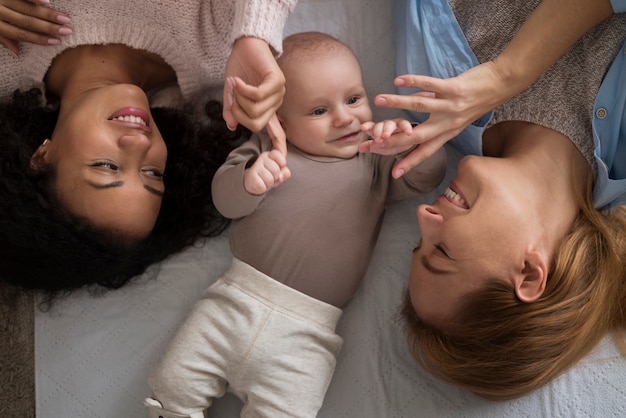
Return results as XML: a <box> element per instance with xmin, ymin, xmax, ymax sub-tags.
<box><xmin>346</xmin><ymin>96</ymin><xmax>359</xmax><ymax>105</ymax></box>
<box><xmin>91</xmin><ymin>161</ymin><xmax>118</xmax><ymax>171</ymax></box>
<box><xmin>312</xmin><ymin>108</ymin><xmax>327</xmax><ymax>116</ymax></box>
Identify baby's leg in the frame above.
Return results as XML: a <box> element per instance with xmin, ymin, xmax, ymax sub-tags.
<box><xmin>146</xmin><ymin>279</ymin><xmax>239</xmax><ymax>416</ymax></box>
<box><xmin>218</xmin><ymin>262</ymin><xmax>343</xmax><ymax>418</ymax></box>
<box><xmin>237</xmin><ymin>311</ymin><xmax>343</xmax><ymax>418</ymax></box>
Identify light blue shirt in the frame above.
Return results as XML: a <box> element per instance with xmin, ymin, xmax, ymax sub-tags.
<box><xmin>396</xmin><ymin>0</ymin><xmax>626</xmax><ymax>209</ymax></box>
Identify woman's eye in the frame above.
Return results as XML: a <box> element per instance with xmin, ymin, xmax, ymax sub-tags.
<box><xmin>142</xmin><ymin>169</ymin><xmax>164</xmax><ymax>179</ymax></box>
<box><xmin>434</xmin><ymin>243</ymin><xmax>450</xmax><ymax>258</ymax></box>
<box><xmin>347</xmin><ymin>96</ymin><xmax>359</xmax><ymax>105</ymax></box>
<box><xmin>92</xmin><ymin>161</ymin><xmax>118</xmax><ymax>170</ymax></box>
<box><xmin>312</xmin><ymin>108</ymin><xmax>327</xmax><ymax>116</ymax></box>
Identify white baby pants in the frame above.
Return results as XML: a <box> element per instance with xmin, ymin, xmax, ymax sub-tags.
<box><xmin>146</xmin><ymin>258</ymin><xmax>343</xmax><ymax>418</ymax></box>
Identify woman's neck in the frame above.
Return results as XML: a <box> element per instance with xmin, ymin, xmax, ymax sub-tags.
<box><xmin>44</xmin><ymin>44</ymin><xmax>177</xmax><ymax>101</ymax></box>
<box><xmin>485</xmin><ymin>121</ymin><xmax>592</xmax><ymax>256</ymax></box>
<box><xmin>488</xmin><ymin>121</ymin><xmax>590</xmax><ymax>183</ymax></box>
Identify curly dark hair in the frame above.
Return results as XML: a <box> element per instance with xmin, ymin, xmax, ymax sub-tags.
<box><xmin>0</xmin><ymin>88</ymin><xmax>248</xmax><ymax>298</ymax></box>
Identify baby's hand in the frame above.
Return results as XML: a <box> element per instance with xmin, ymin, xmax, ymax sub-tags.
<box><xmin>359</xmin><ymin>118</ymin><xmax>415</xmax><ymax>156</ymax></box>
<box><xmin>244</xmin><ymin>149</ymin><xmax>291</xmax><ymax>195</ymax></box>
<box><xmin>361</xmin><ymin>118</ymin><xmax>413</xmax><ymax>142</ymax></box>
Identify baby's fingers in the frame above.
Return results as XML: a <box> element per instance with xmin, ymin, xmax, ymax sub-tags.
<box><xmin>360</xmin><ymin>120</ymin><xmax>399</xmax><ymax>142</ymax></box>
<box><xmin>267</xmin><ymin>149</ymin><xmax>291</xmax><ymax>184</ymax></box>
<box><xmin>245</xmin><ymin>170</ymin><xmax>274</xmax><ymax>195</ymax></box>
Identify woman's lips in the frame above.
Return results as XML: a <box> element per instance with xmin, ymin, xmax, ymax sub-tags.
<box><xmin>108</xmin><ymin>107</ymin><xmax>151</xmax><ymax>132</ymax></box>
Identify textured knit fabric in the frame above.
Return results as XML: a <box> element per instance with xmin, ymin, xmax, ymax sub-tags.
<box><xmin>396</xmin><ymin>0</ymin><xmax>626</xmax><ymax>209</ymax></box>
<box><xmin>449</xmin><ymin>0</ymin><xmax>626</xmax><ymax>175</ymax></box>
<box><xmin>148</xmin><ymin>258</ymin><xmax>343</xmax><ymax>418</ymax></box>
<box><xmin>0</xmin><ymin>0</ymin><xmax>296</xmax><ymax>104</ymax></box>
<box><xmin>212</xmin><ymin>132</ymin><xmax>446</xmax><ymax>308</ymax></box>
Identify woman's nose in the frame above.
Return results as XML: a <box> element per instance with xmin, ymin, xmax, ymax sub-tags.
<box><xmin>416</xmin><ymin>204</ymin><xmax>444</xmax><ymax>226</ymax></box>
<box><xmin>118</xmin><ymin>133</ymin><xmax>151</xmax><ymax>151</ymax></box>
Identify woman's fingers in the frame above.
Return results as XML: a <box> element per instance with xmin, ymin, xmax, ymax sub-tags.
<box><xmin>0</xmin><ymin>33</ymin><xmax>18</xmax><ymax>55</ymax></box>
<box><xmin>266</xmin><ymin>114</ymin><xmax>287</xmax><ymax>156</ymax></box>
<box><xmin>230</xmin><ymin>76</ymin><xmax>284</xmax><ymax>131</ymax></box>
<box><xmin>374</xmin><ymin>91</ymin><xmax>455</xmax><ymax>115</ymax></box>
<box><xmin>391</xmin><ymin>135</ymin><xmax>450</xmax><ymax>179</ymax></box>
<box><xmin>0</xmin><ymin>0</ymin><xmax>71</xmax><ymax>49</ymax></box>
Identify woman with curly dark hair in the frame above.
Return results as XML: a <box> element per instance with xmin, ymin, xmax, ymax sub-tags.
<box><xmin>0</xmin><ymin>88</ymin><xmax>244</xmax><ymax>294</ymax></box>
<box><xmin>0</xmin><ymin>0</ymin><xmax>296</xmax><ymax>294</ymax></box>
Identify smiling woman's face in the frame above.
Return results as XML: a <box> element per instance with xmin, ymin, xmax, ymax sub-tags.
<box><xmin>32</xmin><ymin>84</ymin><xmax>167</xmax><ymax>238</ymax></box>
<box><xmin>408</xmin><ymin>155</ymin><xmax>538</xmax><ymax>327</ymax></box>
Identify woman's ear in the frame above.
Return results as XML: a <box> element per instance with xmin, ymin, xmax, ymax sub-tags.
<box><xmin>514</xmin><ymin>250</ymin><xmax>548</xmax><ymax>303</ymax></box>
<box><xmin>30</xmin><ymin>139</ymin><xmax>50</xmax><ymax>171</ymax></box>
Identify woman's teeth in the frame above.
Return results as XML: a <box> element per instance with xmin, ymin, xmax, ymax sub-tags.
<box><xmin>111</xmin><ymin>115</ymin><xmax>147</xmax><ymax>126</ymax></box>
<box><xmin>444</xmin><ymin>187</ymin><xmax>466</xmax><ymax>206</ymax></box>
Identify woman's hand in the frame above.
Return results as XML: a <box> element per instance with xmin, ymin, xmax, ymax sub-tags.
<box><xmin>367</xmin><ymin>0</ymin><xmax>615</xmax><ymax>178</ymax></box>
<box><xmin>223</xmin><ymin>36</ymin><xmax>286</xmax><ymax>133</ymax></box>
<box><xmin>361</xmin><ymin>62</ymin><xmax>508</xmax><ymax>177</ymax></box>
<box><xmin>0</xmin><ymin>0</ymin><xmax>71</xmax><ymax>56</ymax></box>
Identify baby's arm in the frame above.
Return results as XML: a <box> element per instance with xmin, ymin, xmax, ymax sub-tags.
<box><xmin>244</xmin><ymin>149</ymin><xmax>291</xmax><ymax>196</ymax></box>
<box><xmin>212</xmin><ymin>131</ymin><xmax>290</xmax><ymax>219</ymax></box>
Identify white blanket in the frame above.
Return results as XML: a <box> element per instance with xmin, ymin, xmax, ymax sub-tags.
<box><xmin>35</xmin><ymin>1</ymin><xmax>626</xmax><ymax>417</ymax></box>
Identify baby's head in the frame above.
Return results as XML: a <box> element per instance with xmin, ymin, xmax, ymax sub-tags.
<box><xmin>276</xmin><ymin>32</ymin><xmax>372</xmax><ymax>159</ymax></box>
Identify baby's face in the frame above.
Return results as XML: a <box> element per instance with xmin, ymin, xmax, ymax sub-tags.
<box><xmin>278</xmin><ymin>50</ymin><xmax>372</xmax><ymax>159</ymax></box>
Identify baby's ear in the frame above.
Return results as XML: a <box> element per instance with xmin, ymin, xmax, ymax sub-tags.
<box><xmin>514</xmin><ymin>251</ymin><xmax>547</xmax><ymax>303</ymax></box>
<box><xmin>30</xmin><ymin>140</ymin><xmax>50</xmax><ymax>171</ymax></box>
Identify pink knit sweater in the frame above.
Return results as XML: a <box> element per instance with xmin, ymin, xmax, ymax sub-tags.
<box><xmin>0</xmin><ymin>0</ymin><xmax>296</xmax><ymax>104</ymax></box>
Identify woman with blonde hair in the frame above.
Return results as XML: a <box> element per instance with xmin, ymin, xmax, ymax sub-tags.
<box><xmin>360</xmin><ymin>0</ymin><xmax>626</xmax><ymax>400</ymax></box>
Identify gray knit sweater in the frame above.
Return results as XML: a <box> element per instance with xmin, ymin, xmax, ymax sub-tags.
<box><xmin>450</xmin><ymin>0</ymin><xmax>626</xmax><ymax>172</ymax></box>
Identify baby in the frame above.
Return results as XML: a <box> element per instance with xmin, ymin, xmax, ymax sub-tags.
<box><xmin>145</xmin><ymin>31</ymin><xmax>446</xmax><ymax>418</ymax></box>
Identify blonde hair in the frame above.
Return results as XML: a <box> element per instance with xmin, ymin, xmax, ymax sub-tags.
<box><xmin>403</xmin><ymin>176</ymin><xmax>626</xmax><ymax>400</ymax></box>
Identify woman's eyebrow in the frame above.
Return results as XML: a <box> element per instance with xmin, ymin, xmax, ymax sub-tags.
<box><xmin>86</xmin><ymin>181</ymin><xmax>164</xmax><ymax>197</ymax></box>
<box><xmin>144</xmin><ymin>184</ymin><xmax>164</xmax><ymax>197</ymax></box>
